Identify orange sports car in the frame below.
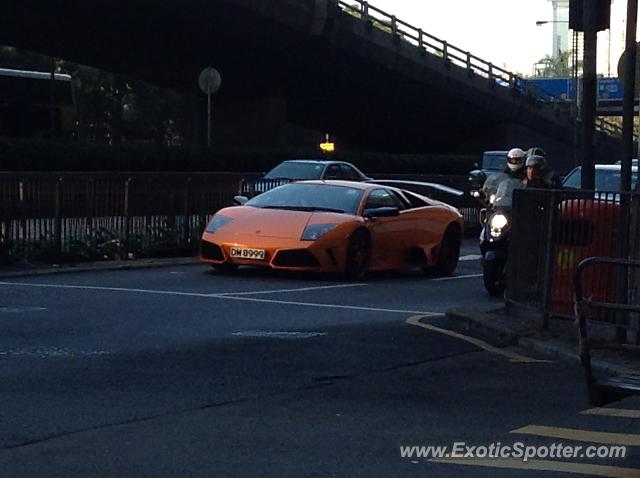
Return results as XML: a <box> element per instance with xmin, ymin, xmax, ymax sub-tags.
<box><xmin>200</xmin><ymin>181</ymin><xmax>463</xmax><ymax>279</ymax></box>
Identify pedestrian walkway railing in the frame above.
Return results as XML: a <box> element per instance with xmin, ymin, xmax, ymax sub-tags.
<box><xmin>575</xmin><ymin>257</ymin><xmax>640</xmax><ymax>405</ymax></box>
<box><xmin>0</xmin><ymin>172</ymin><xmax>244</xmax><ymax>263</ymax></box>
<box><xmin>507</xmin><ymin>188</ymin><xmax>640</xmax><ymax>344</ymax></box>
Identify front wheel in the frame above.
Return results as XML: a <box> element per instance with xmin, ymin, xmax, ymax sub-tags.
<box><xmin>434</xmin><ymin>224</ymin><xmax>461</xmax><ymax>276</ymax></box>
<box><xmin>483</xmin><ymin>261</ymin><xmax>505</xmax><ymax>296</ymax></box>
<box><xmin>344</xmin><ymin>229</ymin><xmax>371</xmax><ymax>280</ymax></box>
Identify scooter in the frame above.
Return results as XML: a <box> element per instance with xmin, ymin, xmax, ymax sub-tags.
<box><xmin>478</xmin><ymin>178</ymin><xmax>521</xmax><ymax>296</ymax></box>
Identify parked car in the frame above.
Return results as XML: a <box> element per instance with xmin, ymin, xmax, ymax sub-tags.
<box><xmin>562</xmin><ymin>163</ymin><xmax>638</xmax><ymax>191</ymax></box>
<box><xmin>467</xmin><ymin>150</ymin><xmax>508</xmax><ymax>193</ymax></box>
<box><xmin>242</xmin><ymin>159</ymin><xmax>371</xmax><ymax>196</ymax></box>
<box><xmin>201</xmin><ymin>180</ymin><xmax>463</xmax><ymax>279</ymax></box>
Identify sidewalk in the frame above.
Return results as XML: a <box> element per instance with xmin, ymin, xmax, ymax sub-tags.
<box><xmin>0</xmin><ymin>256</ymin><xmax>200</xmax><ymax>279</ymax></box>
<box><xmin>444</xmin><ymin>304</ymin><xmax>639</xmax><ymax>378</ymax></box>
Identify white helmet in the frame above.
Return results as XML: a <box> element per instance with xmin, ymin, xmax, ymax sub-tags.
<box><xmin>506</xmin><ymin>148</ymin><xmax>526</xmax><ymax>172</ymax></box>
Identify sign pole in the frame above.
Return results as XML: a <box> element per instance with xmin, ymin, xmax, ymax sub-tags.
<box><xmin>207</xmin><ymin>83</ymin><xmax>212</xmax><ymax>149</ymax></box>
<box><xmin>581</xmin><ymin>0</ymin><xmax>597</xmax><ymax>190</ymax></box>
<box><xmin>198</xmin><ymin>67</ymin><xmax>222</xmax><ymax>150</ymax></box>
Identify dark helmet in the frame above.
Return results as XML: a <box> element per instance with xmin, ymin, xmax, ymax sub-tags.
<box><xmin>525</xmin><ymin>154</ymin><xmax>547</xmax><ymax>170</ymax></box>
<box><xmin>527</xmin><ymin>147</ymin><xmax>546</xmax><ymax>158</ymax></box>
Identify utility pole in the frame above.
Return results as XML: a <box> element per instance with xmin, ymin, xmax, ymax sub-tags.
<box><xmin>581</xmin><ymin>0</ymin><xmax>597</xmax><ymax>190</ymax></box>
<box><xmin>621</xmin><ymin>0</ymin><xmax>637</xmax><ymax>195</ymax></box>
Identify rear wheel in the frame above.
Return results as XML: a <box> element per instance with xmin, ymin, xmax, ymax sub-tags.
<box><xmin>434</xmin><ymin>224</ymin><xmax>461</xmax><ymax>276</ymax></box>
<box><xmin>344</xmin><ymin>229</ymin><xmax>371</xmax><ymax>280</ymax></box>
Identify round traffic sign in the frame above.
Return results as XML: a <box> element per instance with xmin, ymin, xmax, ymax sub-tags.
<box><xmin>198</xmin><ymin>67</ymin><xmax>222</xmax><ymax>95</ymax></box>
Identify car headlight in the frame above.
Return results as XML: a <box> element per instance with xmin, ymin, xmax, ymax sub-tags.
<box><xmin>489</xmin><ymin>213</ymin><xmax>510</xmax><ymax>238</ymax></box>
<box><xmin>205</xmin><ymin>215</ymin><xmax>232</xmax><ymax>233</ymax></box>
<box><xmin>301</xmin><ymin>224</ymin><xmax>338</xmax><ymax>241</ymax></box>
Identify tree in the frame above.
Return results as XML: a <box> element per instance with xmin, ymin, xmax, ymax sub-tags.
<box><xmin>533</xmin><ymin>50</ymin><xmax>573</xmax><ymax>78</ymax></box>
<box><xmin>1</xmin><ymin>45</ymin><xmax>193</xmax><ymax>146</ymax></box>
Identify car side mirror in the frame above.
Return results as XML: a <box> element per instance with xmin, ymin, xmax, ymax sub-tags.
<box><xmin>233</xmin><ymin>195</ymin><xmax>249</xmax><ymax>205</ymax></box>
<box><xmin>363</xmin><ymin>206</ymin><xmax>400</xmax><ymax>218</ymax></box>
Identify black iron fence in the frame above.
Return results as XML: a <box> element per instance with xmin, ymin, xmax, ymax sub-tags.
<box><xmin>507</xmin><ymin>188</ymin><xmax>640</xmax><ymax>332</ymax></box>
<box><xmin>0</xmin><ymin>172</ymin><xmax>245</xmax><ymax>263</ymax></box>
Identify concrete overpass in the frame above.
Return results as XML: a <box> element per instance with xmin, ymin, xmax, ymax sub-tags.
<box><xmin>0</xmin><ymin>0</ymin><xmax>618</xmax><ymax>164</ymax></box>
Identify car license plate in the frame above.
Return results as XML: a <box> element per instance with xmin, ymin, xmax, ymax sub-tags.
<box><xmin>230</xmin><ymin>247</ymin><xmax>265</xmax><ymax>260</ymax></box>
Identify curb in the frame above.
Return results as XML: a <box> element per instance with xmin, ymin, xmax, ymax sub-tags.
<box><xmin>443</xmin><ymin>308</ymin><xmax>637</xmax><ymax>377</ymax></box>
<box><xmin>0</xmin><ymin>257</ymin><xmax>200</xmax><ymax>279</ymax></box>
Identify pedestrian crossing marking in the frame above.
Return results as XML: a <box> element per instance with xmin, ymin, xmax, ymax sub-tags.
<box><xmin>430</xmin><ymin>457</ymin><xmax>640</xmax><ymax>478</ymax></box>
<box><xmin>512</xmin><ymin>425</ymin><xmax>640</xmax><ymax>446</ymax></box>
<box><xmin>581</xmin><ymin>408</ymin><xmax>640</xmax><ymax>419</ymax></box>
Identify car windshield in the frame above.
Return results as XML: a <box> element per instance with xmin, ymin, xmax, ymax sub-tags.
<box><xmin>263</xmin><ymin>162</ymin><xmax>325</xmax><ymax>180</ymax></box>
<box><xmin>483</xmin><ymin>152</ymin><xmax>507</xmax><ymax>171</ymax></box>
<box><xmin>563</xmin><ymin>166</ymin><xmax>638</xmax><ymax>191</ymax></box>
<box><xmin>246</xmin><ymin>183</ymin><xmax>363</xmax><ymax>214</ymax></box>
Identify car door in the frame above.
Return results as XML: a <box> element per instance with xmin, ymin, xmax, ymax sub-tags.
<box><xmin>362</xmin><ymin>188</ymin><xmax>408</xmax><ymax>268</ymax></box>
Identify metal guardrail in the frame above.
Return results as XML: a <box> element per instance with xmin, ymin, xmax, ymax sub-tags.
<box><xmin>506</xmin><ymin>188</ymin><xmax>640</xmax><ymax>327</ymax></box>
<box><xmin>336</xmin><ymin>0</ymin><xmax>520</xmax><ymax>88</ymax></box>
<box><xmin>335</xmin><ymin>1</ymin><xmax>620</xmax><ymax>137</ymax></box>
<box><xmin>575</xmin><ymin>257</ymin><xmax>640</xmax><ymax>405</ymax></box>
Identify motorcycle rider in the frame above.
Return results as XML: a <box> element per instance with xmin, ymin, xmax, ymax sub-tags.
<box><xmin>524</xmin><ymin>154</ymin><xmax>561</xmax><ymax>189</ymax></box>
<box><xmin>482</xmin><ymin>147</ymin><xmax>527</xmax><ymax>204</ymax></box>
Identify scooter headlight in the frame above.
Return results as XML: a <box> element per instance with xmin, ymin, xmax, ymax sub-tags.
<box><xmin>489</xmin><ymin>213</ymin><xmax>509</xmax><ymax>238</ymax></box>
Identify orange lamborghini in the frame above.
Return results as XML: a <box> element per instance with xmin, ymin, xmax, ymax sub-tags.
<box><xmin>200</xmin><ymin>181</ymin><xmax>463</xmax><ymax>279</ymax></box>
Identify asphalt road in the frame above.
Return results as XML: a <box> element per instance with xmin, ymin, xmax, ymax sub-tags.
<box><xmin>0</xmin><ymin>239</ymin><xmax>638</xmax><ymax>477</ymax></box>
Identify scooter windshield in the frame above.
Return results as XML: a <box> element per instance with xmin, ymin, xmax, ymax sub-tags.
<box><xmin>493</xmin><ymin>177</ymin><xmax>523</xmax><ymax>208</ymax></box>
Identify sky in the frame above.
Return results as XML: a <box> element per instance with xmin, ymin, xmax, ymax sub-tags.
<box><xmin>369</xmin><ymin>0</ymin><xmax>628</xmax><ymax>76</ymax></box>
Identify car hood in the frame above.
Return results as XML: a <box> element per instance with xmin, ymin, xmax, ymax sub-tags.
<box><xmin>223</xmin><ymin>207</ymin><xmax>347</xmax><ymax>239</ymax></box>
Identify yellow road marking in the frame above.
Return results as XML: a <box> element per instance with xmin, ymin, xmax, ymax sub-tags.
<box><xmin>582</xmin><ymin>408</ymin><xmax>640</xmax><ymax>419</ymax></box>
<box><xmin>406</xmin><ymin>316</ymin><xmax>547</xmax><ymax>363</ymax></box>
<box><xmin>512</xmin><ymin>425</ymin><xmax>640</xmax><ymax>446</ymax></box>
<box><xmin>430</xmin><ymin>458</ymin><xmax>640</xmax><ymax>478</ymax></box>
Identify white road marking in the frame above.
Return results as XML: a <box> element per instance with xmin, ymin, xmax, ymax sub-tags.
<box><xmin>230</xmin><ymin>331</ymin><xmax>328</xmax><ymax>339</ymax></box>
<box><xmin>0</xmin><ymin>306</ymin><xmax>48</xmax><ymax>313</ymax></box>
<box><xmin>219</xmin><ymin>295</ymin><xmax>442</xmax><ymax>315</ymax></box>
<box><xmin>459</xmin><ymin>254</ymin><xmax>481</xmax><ymax>261</ymax></box>
<box><xmin>0</xmin><ymin>347</ymin><xmax>110</xmax><ymax>358</ymax></box>
<box><xmin>214</xmin><ymin>283</ymin><xmax>367</xmax><ymax>296</ymax></box>
<box><xmin>0</xmin><ymin>281</ymin><xmax>438</xmax><ymax>315</ymax></box>
<box><xmin>0</xmin><ymin>281</ymin><xmax>218</xmax><ymax>298</ymax></box>
<box><xmin>433</xmin><ymin>273</ymin><xmax>483</xmax><ymax>281</ymax></box>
